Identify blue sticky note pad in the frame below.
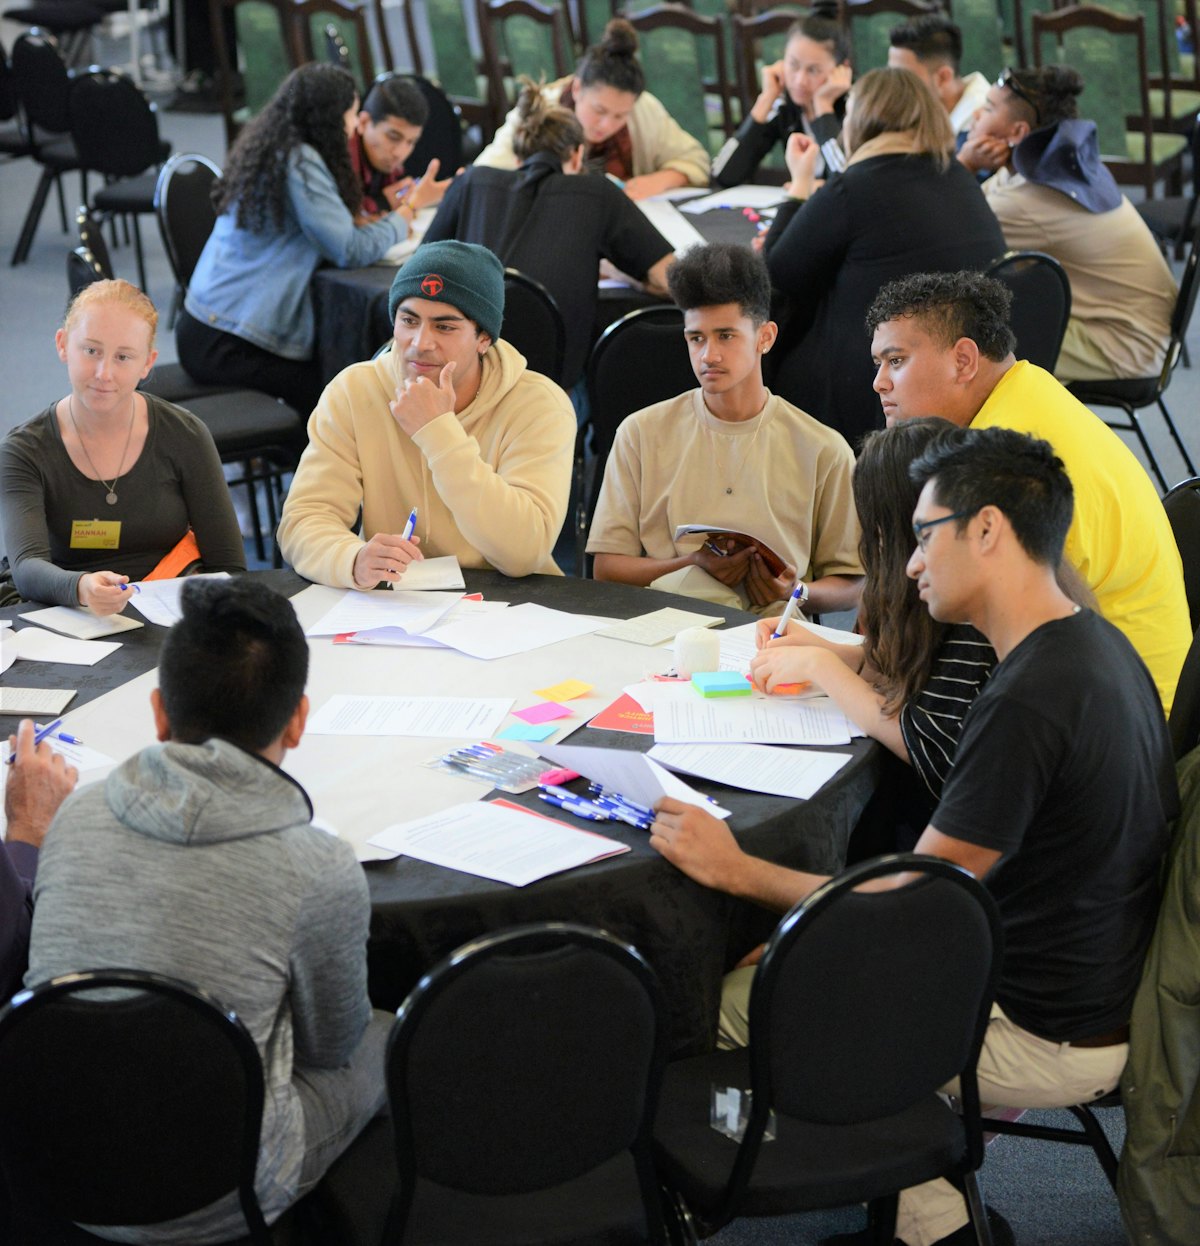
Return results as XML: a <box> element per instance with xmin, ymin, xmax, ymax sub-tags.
<box><xmin>497</xmin><ymin>722</ymin><xmax>560</xmax><ymax>742</ymax></box>
<box><xmin>692</xmin><ymin>671</ymin><xmax>753</xmax><ymax>698</ymax></box>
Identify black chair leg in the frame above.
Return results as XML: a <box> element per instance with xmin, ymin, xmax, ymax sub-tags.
<box><xmin>241</xmin><ymin>459</ymin><xmax>266</xmax><ymax>563</ymax></box>
<box><xmin>1158</xmin><ymin>397</ymin><xmax>1198</xmax><ymax>476</ymax></box>
<box><xmin>1065</xmin><ymin>1105</ymin><xmax>1119</xmax><ymax>1190</ymax></box>
<box><xmin>54</xmin><ymin>170</ymin><xmax>68</xmax><ymax>232</ymax></box>
<box><xmin>262</xmin><ymin>467</ymin><xmax>283</xmax><ymax>569</ymax></box>
<box><xmin>131</xmin><ymin>216</ymin><xmax>147</xmax><ymax>292</ymax></box>
<box><xmin>11</xmin><ymin>167</ymin><xmax>55</xmax><ymax>264</ymax></box>
<box><xmin>1125</xmin><ymin>407</ymin><xmax>1169</xmax><ymax>491</ymax></box>
<box><xmin>962</xmin><ymin>1170</ymin><xmax>994</xmax><ymax>1246</ymax></box>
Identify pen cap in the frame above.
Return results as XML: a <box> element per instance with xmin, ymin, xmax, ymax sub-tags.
<box><xmin>674</xmin><ymin>627</ymin><xmax>721</xmax><ymax>678</ymax></box>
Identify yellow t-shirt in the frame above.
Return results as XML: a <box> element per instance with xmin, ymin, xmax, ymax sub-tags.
<box><xmin>974</xmin><ymin>361</ymin><xmax>1189</xmax><ymax>713</ymax></box>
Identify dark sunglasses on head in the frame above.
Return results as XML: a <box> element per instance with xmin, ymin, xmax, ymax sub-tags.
<box><xmin>996</xmin><ymin>69</ymin><xmax>1042</xmax><ymax>126</ymax></box>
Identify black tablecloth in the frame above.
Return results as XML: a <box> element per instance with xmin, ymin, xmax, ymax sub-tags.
<box><xmin>311</xmin><ymin>203</ymin><xmax>764</xmax><ymax>386</ymax></box>
<box><xmin>2</xmin><ymin>570</ymin><xmax>881</xmax><ymax>1055</ymax></box>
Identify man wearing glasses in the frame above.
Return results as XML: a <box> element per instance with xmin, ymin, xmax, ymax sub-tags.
<box><xmin>866</xmin><ymin>269</ymin><xmax>1189</xmax><ymax>716</ymax></box>
<box><xmin>651</xmin><ymin>426</ymin><xmax>1175</xmax><ymax>1246</ymax></box>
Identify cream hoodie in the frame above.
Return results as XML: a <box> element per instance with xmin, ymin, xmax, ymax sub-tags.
<box><xmin>278</xmin><ymin>340</ymin><xmax>575</xmax><ymax>584</ymax></box>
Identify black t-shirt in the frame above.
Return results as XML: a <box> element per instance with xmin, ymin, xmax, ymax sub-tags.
<box><xmin>422</xmin><ymin>156</ymin><xmax>673</xmax><ymax>387</ymax></box>
<box><xmin>932</xmin><ymin>610</ymin><xmax>1176</xmax><ymax>1042</ymax></box>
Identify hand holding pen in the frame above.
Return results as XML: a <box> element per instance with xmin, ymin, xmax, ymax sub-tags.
<box><xmin>770</xmin><ymin>581</ymin><xmax>809</xmax><ymax>640</ymax></box>
<box><xmin>3</xmin><ymin>719</ymin><xmax>78</xmax><ymax>850</ymax></box>
<box><xmin>352</xmin><ymin>507</ymin><xmax>423</xmax><ymax>590</ymax></box>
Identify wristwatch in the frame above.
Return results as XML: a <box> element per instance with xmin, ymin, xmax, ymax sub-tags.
<box><xmin>796</xmin><ymin>581</ymin><xmax>810</xmax><ymax>610</ymax></box>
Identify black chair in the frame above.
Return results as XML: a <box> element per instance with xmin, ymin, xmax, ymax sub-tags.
<box><xmin>1164</xmin><ymin>475</ymin><xmax>1200</xmax><ymax>632</ymax></box>
<box><xmin>1170</xmin><ymin>622</ymin><xmax>1200</xmax><ymax>760</ymax></box>
<box><xmin>1137</xmin><ymin>119</ymin><xmax>1200</xmax><ymax>259</ymax></box>
<box><xmin>1</xmin><ymin>0</ymin><xmax>102</xmax><ymax>66</ymax></box>
<box><xmin>66</xmin><ymin>242</ymin><xmax>104</xmax><ymax>295</ymax></box>
<box><xmin>1068</xmin><ymin>219</ymin><xmax>1200</xmax><ymax>492</ymax></box>
<box><xmin>0</xmin><ymin>969</ymin><xmax>273</xmax><ymax>1244</ymax></box>
<box><xmin>977</xmin><ymin>1095</ymin><xmax>1122</xmax><ymax>1192</ymax></box>
<box><xmin>154</xmin><ymin>150</ymin><xmax>221</xmax><ymax>326</ymax></box>
<box><xmin>8</xmin><ymin>31</ymin><xmax>84</xmax><ymax>266</ymax></box>
<box><xmin>576</xmin><ymin>305</ymin><xmax>694</xmax><ymax>573</ymax></box>
<box><xmin>0</xmin><ymin>37</ymin><xmax>35</xmax><ymax>161</ymax></box>
<box><xmin>373</xmin><ymin>71</ymin><xmax>465</xmax><ymax>180</ymax></box>
<box><xmin>68</xmin><ymin>67</ymin><xmax>171</xmax><ymax>292</ymax></box>
<box><xmin>985</xmin><ymin>249</ymin><xmax>1072</xmax><ymax>374</ymax></box>
<box><xmin>383</xmin><ymin>922</ymin><xmax>673</xmax><ymax>1244</ymax></box>
<box><xmin>652</xmin><ymin>854</ymin><xmax>1002</xmax><ymax>1242</ymax></box>
<box><xmin>501</xmin><ymin>267</ymin><xmax>567</xmax><ymax>386</ymax></box>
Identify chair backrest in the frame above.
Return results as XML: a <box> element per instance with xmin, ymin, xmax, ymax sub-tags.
<box><xmin>209</xmin><ymin>0</ymin><xmax>298</xmax><ymax>144</ymax></box>
<box><xmin>477</xmin><ymin>0</ymin><xmax>571</xmax><ymax>126</ymax></box>
<box><xmin>0</xmin><ymin>970</ymin><xmax>271</xmax><ymax>1242</ymax></box>
<box><xmin>10</xmin><ymin>31</ymin><xmax>72</xmax><ymax>135</ymax></box>
<box><xmin>154</xmin><ymin>152</ymin><xmax>222</xmax><ymax>291</ymax></box>
<box><xmin>1160</xmin><ymin>217</ymin><xmax>1200</xmax><ymax>387</ymax></box>
<box><xmin>501</xmin><ymin>268</ymin><xmax>567</xmax><ymax>385</ymax></box>
<box><xmin>985</xmin><ymin>249</ymin><xmax>1072</xmax><ymax>372</ymax></box>
<box><xmin>711</xmin><ymin>855</ymin><xmax>1001</xmax><ymax>1227</ymax></box>
<box><xmin>291</xmin><ymin>0</ymin><xmax>378</xmax><ymax>91</ymax></box>
<box><xmin>944</xmin><ymin>0</ymin><xmax>1006</xmax><ymax>80</ymax></box>
<box><xmin>838</xmin><ymin>0</ymin><xmax>935</xmax><ymax>73</ymax></box>
<box><xmin>412</xmin><ymin>0</ymin><xmax>489</xmax><ymax>127</ymax></box>
<box><xmin>372</xmin><ymin>72</ymin><xmax>465</xmax><ymax>178</ymax></box>
<box><xmin>67</xmin><ymin>245</ymin><xmax>106</xmax><ymax>297</ymax></box>
<box><xmin>1169</xmin><ymin>624</ymin><xmax>1200</xmax><ymax>759</ymax></box>
<box><xmin>1032</xmin><ymin>6</ymin><xmax>1151</xmax><ymax>164</ymax></box>
<box><xmin>1163</xmin><ymin>475</ymin><xmax>1200</xmax><ymax>632</ymax></box>
<box><xmin>625</xmin><ymin>3</ymin><xmax>734</xmax><ymax>148</ymax></box>
<box><xmin>76</xmin><ymin>205</ymin><xmax>115</xmax><ymax>278</ymax></box>
<box><xmin>585</xmin><ymin>305</ymin><xmax>693</xmax><ymax>520</ymax></box>
<box><xmin>733</xmin><ymin>9</ymin><xmax>799</xmax><ymax>116</ymax></box>
<box><xmin>385</xmin><ymin>923</ymin><xmax>668</xmax><ymax>1240</ymax></box>
<box><xmin>1011</xmin><ymin>0</ymin><xmax>1055</xmax><ymax>66</ymax></box>
<box><xmin>0</xmin><ymin>37</ymin><xmax>21</xmax><ymax>124</ymax></box>
<box><xmin>68</xmin><ymin>68</ymin><xmax>162</xmax><ymax>178</ymax></box>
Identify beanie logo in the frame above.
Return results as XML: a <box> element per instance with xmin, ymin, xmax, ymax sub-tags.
<box><xmin>421</xmin><ymin>274</ymin><xmax>445</xmax><ymax>297</ymax></box>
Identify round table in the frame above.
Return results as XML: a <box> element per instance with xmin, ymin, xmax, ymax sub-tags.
<box><xmin>2</xmin><ymin>570</ymin><xmax>881</xmax><ymax>1055</ymax></box>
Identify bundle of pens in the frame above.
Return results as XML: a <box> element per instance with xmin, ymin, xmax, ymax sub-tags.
<box><xmin>431</xmin><ymin>742</ymin><xmax>548</xmax><ymax>793</ymax></box>
<box><xmin>538</xmin><ymin>784</ymin><xmax>655</xmax><ymax>831</ymax></box>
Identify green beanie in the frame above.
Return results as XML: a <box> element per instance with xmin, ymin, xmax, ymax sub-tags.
<box><xmin>387</xmin><ymin>241</ymin><xmax>505</xmax><ymax>341</ymax></box>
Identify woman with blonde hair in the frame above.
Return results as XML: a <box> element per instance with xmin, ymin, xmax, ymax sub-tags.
<box><xmin>423</xmin><ymin>78</ymin><xmax>674</xmax><ymax>387</ymax></box>
<box><xmin>0</xmin><ymin>280</ymin><xmax>244</xmax><ymax>612</ymax></box>
<box><xmin>764</xmin><ymin>66</ymin><xmax>1004</xmax><ymax>448</ymax></box>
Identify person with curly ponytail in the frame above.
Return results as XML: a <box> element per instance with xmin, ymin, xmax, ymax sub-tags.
<box><xmin>475</xmin><ymin>19</ymin><xmax>709</xmax><ymax>199</ymax></box>
<box><xmin>177</xmin><ymin>64</ymin><xmax>446</xmax><ymax>415</ymax></box>
<box><xmin>960</xmin><ymin>65</ymin><xmax>1175</xmax><ymax>383</ymax></box>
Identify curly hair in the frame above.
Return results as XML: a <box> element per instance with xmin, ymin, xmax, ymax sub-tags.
<box><xmin>854</xmin><ymin>418</ymin><xmax>956</xmax><ymax>714</ymax></box>
<box><xmin>668</xmin><ymin>242</ymin><xmax>771</xmax><ymax>325</ymax></box>
<box><xmin>865</xmin><ymin>270</ymin><xmax>1016</xmax><ymax>361</ymax></box>
<box><xmin>1003</xmin><ymin>64</ymin><xmax>1083</xmax><ymax>129</ymax></box>
<box><xmin>214</xmin><ymin>63</ymin><xmax>361</xmax><ymax>233</ymax></box>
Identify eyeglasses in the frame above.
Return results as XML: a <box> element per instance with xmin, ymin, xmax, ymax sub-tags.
<box><xmin>996</xmin><ymin>69</ymin><xmax>1042</xmax><ymax>126</ymax></box>
<box><xmin>912</xmin><ymin>509</ymin><xmax>976</xmax><ymax>551</ymax></box>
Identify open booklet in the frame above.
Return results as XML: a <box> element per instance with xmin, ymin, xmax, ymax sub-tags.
<box><xmin>673</xmin><ymin>525</ymin><xmax>789</xmax><ymax>577</ymax></box>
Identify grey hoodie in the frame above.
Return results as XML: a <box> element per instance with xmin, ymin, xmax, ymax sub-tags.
<box><xmin>27</xmin><ymin>737</ymin><xmax>372</xmax><ymax>1243</ymax></box>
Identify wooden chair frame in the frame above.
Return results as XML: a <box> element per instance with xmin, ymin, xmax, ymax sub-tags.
<box><xmin>476</xmin><ymin>0</ymin><xmax>571</xmax><ymax>130</ymax></box>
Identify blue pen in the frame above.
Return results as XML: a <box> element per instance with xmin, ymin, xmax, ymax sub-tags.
<box><xmin>588</xmin><ymin>785</ymin><xmax>656</xmax><ymax>820</ymax></box>
<box><xmin>592</xmin><ymin>798</ymin><xmax>653</xmax><ymax>831</ymax></box>
<box><xmin>54</xmin><ymin>732</ymin><xmax>83</xmax><ymax>746</ymax></box>
<box><xmin>6</xmin><ymin>718</ymin><xmax>63</xmax><ymax>765</ymax></box>
<box><xmin>538</xmin><ymin>792</ymin><xmax>612</xmax><ymax>821</ymax></box>
<box><xmin>771</xmin><ymin>582</ymin><xmax>807</xmax><ymax>640</ymax></box>
<box><xmin>402</xmin><ymin>507</ymin><xmax>417</xmax><ymax>541</ymax></box>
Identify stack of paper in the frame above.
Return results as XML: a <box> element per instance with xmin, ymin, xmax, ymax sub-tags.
<box><xmin>20</xmin><ymin>606</ymin><xmax>143</xmax><ymax>639</ymax></box>
<box><xmin>648</xmin><ymin>743</ymin><xmax>853</xmax><ymax>800</ymax></box>
<box><xmin>127</xmin><ymin>573</ymin><xmax>231</xmax><ymax>626</ymax></box>
<box><xmin>640</xmin><ymin>682</ymin><xmax>854</xmax><ymax>745</ymax></box>
<box><xmin>595</xmin><ymin>608</ymin><xmax>722</xmax><ymax>647</ymax></box>
<box><xmin>305</xmin><ymin>694</ymin><xmax>513</xmax><ymax>738</ymax></box>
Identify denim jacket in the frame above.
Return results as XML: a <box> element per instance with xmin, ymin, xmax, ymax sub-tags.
<box><xmin>185</xmin><ymin>143</ymin><xmax>405</xmax><ymax>361</ymax></box>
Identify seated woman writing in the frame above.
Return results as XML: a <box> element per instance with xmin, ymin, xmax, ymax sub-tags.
<box><xmin>474</xmin><ymin>19</ymin><xmax>709</xmax><ymax>199</ymax></box>
<box><xmin>423</xmin><ymin>80</ymin><xmax>674</xmax><ymax>388</ymax></box>
<box><xmin>178</xmin><ymin>63</ymin><xmax>448</xmax><ymax>417</ymax></box>
<box><xmin>0</xmin><ymin>280</ymin><xmax>245</xmax><ymax>613</ymax></box>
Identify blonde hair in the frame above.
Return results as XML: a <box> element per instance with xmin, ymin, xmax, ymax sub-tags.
<box><xmin>843</xmin><ymin>66</ymin><xmax>955</xmax><ymax>169</ymax></box>
<box><xmin>511</xmin><ymin>78</ymin><xmax>585</xmax><ymax>163</ymax></box>
<box><xmin>62</xmin><ymin>279</ymin><xmax>158</xmax><ymax>352</ymax></box>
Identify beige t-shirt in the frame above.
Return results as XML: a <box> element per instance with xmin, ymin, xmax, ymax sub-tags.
<box><xmin>982</xmin><ymin>170</ymin><xmax>1176</xmax><ymax>380</ymax></box>
<box><xmin>586</xmin><ymin>389</ymin><xmax>863</xmax><ymax>585</ymax></box>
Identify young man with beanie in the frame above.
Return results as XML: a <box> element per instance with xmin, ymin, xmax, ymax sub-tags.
<box><xmin>278</xmin><ymin>240</ymin><xmax>576</xmax><ymax>584</ymax></box>
<box><xmin>27</xmin><ymin>577</ymin><xmax>390</xmax><ymax>1242</ymax></box>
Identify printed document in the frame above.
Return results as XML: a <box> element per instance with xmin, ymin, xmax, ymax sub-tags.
<box><xmin>649</xmin><ymin>743</ymin><xmax>853</xmax><ymax>800</ymax></box>
<box><xmin>305</xmin><ymin>694</ymin><xmax>512</xmax><ymax>738</ymax></box>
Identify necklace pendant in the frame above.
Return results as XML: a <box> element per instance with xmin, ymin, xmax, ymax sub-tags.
<box><xmin>105</xmin><ymin>491</ymin><xmax>118</xmax><ymax>506</ymax></box>
<box><xmin>725</xmin><ymin>487</ymin><xmax>733</xmax><ymax>495</ymax></box>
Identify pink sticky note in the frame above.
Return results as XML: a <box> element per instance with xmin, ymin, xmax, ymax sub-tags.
<box><xmin>514</xmin><ymin>701</ymin><xmax>573</xmax><ymax>725</ymax></box>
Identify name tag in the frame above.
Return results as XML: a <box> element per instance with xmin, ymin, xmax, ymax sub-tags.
<box><xmin>70</xmin><ymin>519</ymin><xmax>121</xmax><ymax>549</ymax></box>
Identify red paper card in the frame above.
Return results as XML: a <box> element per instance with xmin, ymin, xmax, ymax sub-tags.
<box><xmin>587</xmin><ymin>693</ymin><xmax>654</xmax><ymax>735</ymax></box>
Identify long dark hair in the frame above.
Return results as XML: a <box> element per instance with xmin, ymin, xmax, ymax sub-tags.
<box><xmin>214</xmin><ymin>63</ymin><xmax>361</xmax><ymax>233</ymax></box>
<box><xmin>855</xmin><ymin>418</ymin><xmax>956</xmax><ymax>714</ymax></box>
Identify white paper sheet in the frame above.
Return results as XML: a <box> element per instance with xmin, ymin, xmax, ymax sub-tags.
<box><xmin>9</xmin><ymin>628</ymin><xmax>121</xmax><ymax>666</ymax></box>
<box><xmin>634</xmin><ymin>198</ymin><xmax>706</xmax><ymax>255</ymax></box>
<box><xmin>647</xmin><ymin>683</ymin><xmax>854</xmax><ymax>745</ymax></box>
<box><xmin>594</xmin><ymin>608</ymin><xmax>722</xmax><ymax>646</ymax></box>
<box><xmin>677</xmin><ymin>185</ymin><xmax>789</xmax><ymax>213</ymax></box>
<box><xmin>305</xmin><ymin>589</ymin><xmax>464</xmax><ymax>637</ymax></box>
<box><xmin>19</xmin><ymin>606</ymin><xmax>144</xmax><ymax>639</ymax></box>
<box><xmin>305</xmin><ymin>693</ymin><xmax>513</xmax><ymax>738</ymax></box>
<box><xmin>389</xmin><ymin>556</ymin><xmax>466</xmax><ymax>590</ymax></box>
<box><xmin>126</xmin><ymin>573</ymin><xmax>231</xmax><ymax>626</ymax></box>
<box><xmin>417</xmin><ymin>603</ymin><xmax>611</xmax><ymax>660</ymax></box>
<box><xmin>367</xmin><ymin>800</ymin><xmax>629</xmax><ymax>885</ymax></box>
<box><xmin>375</xmin><ymin>205</ymin><xmax>437</xmax><ymax>265</ymax></box>
<box><xmin>649</xmin><ymin>743</ymin><xmax>853</xmax><ymax>800</ymax></box>
<box><xmin>536</xmin><ymin>743</ymin><xmax>731</xmax><ymax>817</ymax></box>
